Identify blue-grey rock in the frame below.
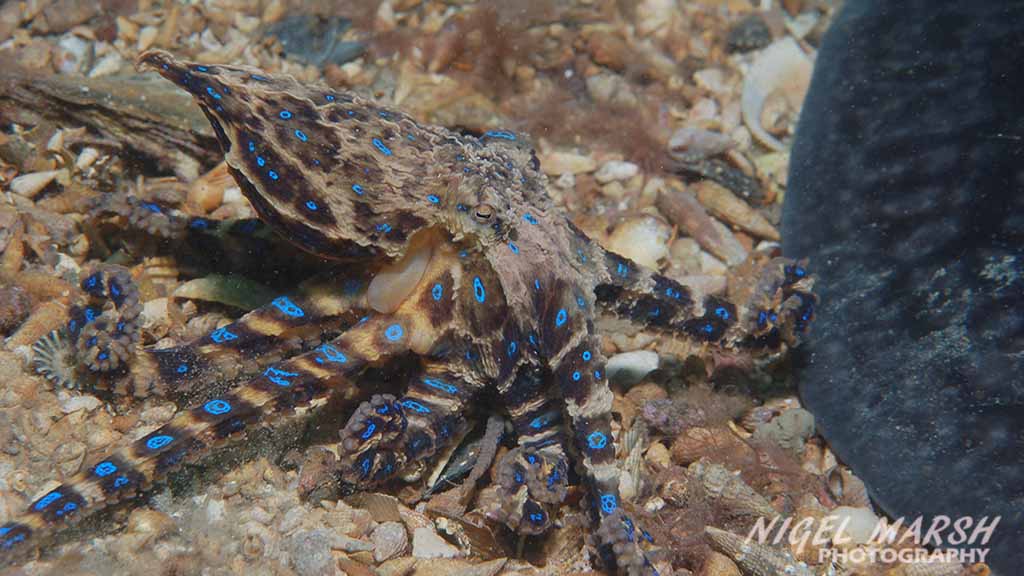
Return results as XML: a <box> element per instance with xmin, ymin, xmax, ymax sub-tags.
<box><xmin>783</xmin><ymin>2</ymin><xmax>1023</xmax><ymax>574</ymax></box>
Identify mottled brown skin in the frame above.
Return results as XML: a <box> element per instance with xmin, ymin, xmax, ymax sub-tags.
<box><xmin>1</xmin><ymin>51</ymin><xmax>816</xmax><ymax>574</ymax></box>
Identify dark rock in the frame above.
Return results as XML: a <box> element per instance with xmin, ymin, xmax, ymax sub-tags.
<box><xmin>784</xmin><ymin>2</ymin><xmax>1024</xmax><ymax>574</ymax></box>
<box><xmin>264</xmin><ymin>15</ymin><xmax>366</xmax><ymax>68</ymax></box>
<box><xmin>726</xmin><ymin>14</ymin><xmax>772</xmax><ymax>53</ymax></box>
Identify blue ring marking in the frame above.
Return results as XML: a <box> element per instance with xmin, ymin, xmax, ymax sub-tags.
<box><xmin>347</xmin><ymin>110</ymin><xmax>356</xmax><ymax>117</ymax></box>
<box><xmin>141</xmin><ymin>201</ymin><xmax>162</xmax><ymax>213</ymax></box>
<box><xmin>582</xmin><ymin>350</ymin><xmax>592</xmax><ymax>361</ymax></box>
<box><xmin>526</xmin><ymin>454</ymin><xmax>537</xmax><ymax>465</ymax></box>
<box><xmin>600</xmin><ymin>493</ymin><xmax>618</xmax><ymax>514</ymax></box>
<box><xmin>268</xmin><ymin>170</ymin><xmax>279</xmax><ymax>180</ymax></box>
<box><xmin>256</xmin><ymin>156</ymin><xmax>266</xmax><ymax>167</ymax></box>
<box><xmin>195</xmin><ymin>65</ymin><xmax>208</xmax><ymax>72</ymax></box>
<box><xmin>616</xmin><ymin>262</ymin><xmax>629</xmax><ymax>277</ymax></box>
<box><xmin>484</xmin><ymin>130</ymin><xmax>516</xmax><ymax>140</ymax></box>
<box><xmin>529</xmin><ymin>333</ymin><xmax>537</xmax><ymax>345</ymax></box>
<box><xmin>529</xmin><ymin>512</ymin><xmax>545</xmax><ymax>524</ymax></box>
<box><xmin>203</xmin><ymin>399</ymin><xmax>232</xmax><ymax>415</ymax></box>
<box><xmin>427</xmin><ymin>194</ymin><xmax>440</xmax><ymax>204</ymax></box>
<box><xmin>326</xmin><ymin>94</ymin><xmax>336</xmax><ymax>102</ymax></box>
<box><xmin>205</xmin><ymin>86</ymin><xmax>221</xmax><ymax>99</ymax></box>
<box><xmin>84</xmin><ymin>273</ymin><xmax>99</xmax><ymax>289</ymax></box>
<box><xmin>113</xmin><ymin>475</ymin><xmax>130</xmax><ymax>488</ymax></box>
<box><xmin>98</xmin><ymin>351</ymin><xmax>109</xmax><ymax>361</ymax></box>
<box><xmin>372</xmin><ymin>138</ymin><xmax>393</xmax><ymax>156</ymax></box>
<box><xmin>305</xmin><ymin>200</ymin><xmax>318</xmax><ymax>211</ymax></box>
<box><xmin>264</xmin><ymin>366</ymin><xmax>298</xmax><ymax>387</ymax></box>
<box><xmin>523</xmin><ymin>213</ymin><xmax>538</xmax><ymax>224</ymax></box>
<box><xmin>572</xmin><ymin>371</ymin><xmax>581</xmax><ymax>381</ymax></box>
<box><xmin>176</xmin><ymin>363</ymin><xmax>189</xmax><ymax>374</ymax></box>
<box><xmin>294</xmin><ymin>129</ymin><xmax>308</xmax><ymax>142</ymax></box>
<box><xmin>714</xmin><ymin>306</ymin><xmax>730</xmax><ymax>320</ymax></box>
<box><xmin>34</xmin><ymin>492</ymin><xmax>62</xmax><ymax>511</ymax></box>
<box><xmin>55</xmin><ymin>501</ymin><xmax>77</xmax><ymax>517</ymax></box>
<box><xmin>84</xmin><ymin>307</ymin><xmax>97</xmax><ymax>322</ymax></box>
<box><xmin>376</xmin><ymin>404</ymin><xmax>391</xmax><ymax>415</ymax></box>
<box><xmin>534</xmin><ymin>279</ymin><xmax>541</xmax><ymax>291</ymax></box>
<box><xmin>576</xmin><ymin>296</ymin><xmax>586</xmax><ymax>308</ymax></box>
<box><xmin>578</xmin><ymin>249</ymin><xmax>587</xmax><ymax>263</ymax></box>
<box><xmin>594</xmin><ymin>370</ymin><xmax>602</xmax><ymax>379</ymax></box>
<box><xmin>423</xmin><ymin>377</ymin><xmax>458</xmax><ymax>394</ymax></box>
<box><xmin>248</xmin><ymin>141</ymin><xmax>256</xmax><ymax>152</ymax></box>
<box><xmin>702</xmin><ymin>323</ymin><xmax>714</xmax><ymax>335</ymax></box>
<box><xmin>87</xmin><ymin>336</ymin><xmax>97</xmax><ymax>347</ymax></box>
<box><xmin>376</xmin><ymin>223</ymin><xmax>392</xmax><ymax>233</ymax></box>
<box><xmin>459</xmin><ymin>250</ymin><xmax>468</xmax><ymax>258</ymax></box>
<box><xmin>360</xmin><ymin>421</ymin><xmax>377</xmax><ymax>440</ymax></box>
<box><xmin>407</xmin><ymin>134</ymin><xmax>416</xmax><ymax>140</ymax></box>
<box><xmin>508</xmin><ymin>242</ymin><xmax>519</xmax><ymax>254</ymax></box>
<box><xmin>508</xmin><ymin>341</ymin><xmax>517</xmax><ymax>357</ymax></box>
<box><xmin>587</xmin><ymin>431</ymin><xmax>608</xmax><ymax>450</ymax></box>
<box><xmin>794</xmin><ymin>266</ymin><xmax>806</xmax><ymax>277</ymax></box>
<box><xmin>400</xmin><ymin>399</ymin><xmax>430</xmax><ymax>413</ymax></box>
<box><xmin>384</xmin><ymin>323</ymin><xmax>404</xmax><ymax>342</ymax></box>
<box><xmin>351</xmin><ymin>183</ymin><xmax>364</xmax><ymax>195</ymax></box>
<box><xmin>514</xmin><ymin>470</ymin><xmax>524</xmax><ymax>484</ymax></box>
<box><xmin>463</xmin><ymin>167</ymin><xmax>471</xmax><ymax>173</ymax></box>
<box><xmin>555</xmin><ymin>309</ymin><xmax>568</xmax><ymax>327</ymax></box>
<box><xmin>210</xmin><ymin>327</ymin><xmax>237</xmax><ymax>343</ymax></box>
<box><xmin>473</xmin><ymin>277</ymin><xmax>486</xmax><ymax>303</ymax></box>
<box><xmin>94</xmin><ymin>461</ymin><xmax>118</xmax><ymax>477</ymax></box>
<box><xmin>316</xmin><ymin>344</ymin><xmax>347</xmax><ymax>363</ymax></box>
<box><xmin>431</xmin><ymin>283</ymin><xmax>444</xmax><ymax>301</ymax></box>
<box><xmin>529</xmin><ymin>415</ymin><xmax>548</xmax><ymax>429</ymax></box>
<box><xmin>145</xmin><ymin>435</ymin><xmax>173</xmax><ymax>451</ymax></box>
<box><xmin>189</xmin><ymin>217</ymin><xmax>209</xmax><ymax>230</ymax></box>
<box><xmin>279</xmin><ymin>110</ymin><xmax>292</xmax><ymax>119</ymax></box>
<box><xmin>650</xmin><ymin>307</ymin><xmax>661</xmax><ymax>318</ymax></box>
<box><xmin>758</xmin><ymin>310</ymin><xmax>768</xmax><ymax>328</ymax></box>
<box><xmin>271</xmin><ymin>296</ymin><xmax>305</xmax><ymax>317</ymax></box>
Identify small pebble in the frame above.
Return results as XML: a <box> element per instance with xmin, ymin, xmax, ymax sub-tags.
<box><xmin>371</xmin><ymin>522</ymin><xmax>408</xmax><ymax>563</ymax></box>
<box><xmin>411</xmin><ymin>526</ymin><xmax>459</xmax><ymax>559</ymax></box>
<box><xmin>538</xmin><ymin>151</ymin><xmax>597</xmax><ymax>176</ymax></box>
<box><xmin>606</xmin><ymin>350</ymin><xmax>659</xmax><ymax>386</ymax></box>
<box><xmin>594</xmin><ymin>160</ymin><xmax>639</xmax><ymax>184</ymax></box>
<box><xmin>288</xmin><ymin>529</ymin><xmax>335</xmax><ymax>576</ymax></box>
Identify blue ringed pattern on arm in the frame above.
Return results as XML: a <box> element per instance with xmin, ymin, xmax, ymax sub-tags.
<box><xmin>94</xmin><ymin>461</ymin><xmax>117</xmax><ymax>477</ymax></box>
<box><xmin>473</xmin><ymin>277</ymin><xmax>486</xmax><ymax>302</ymax></box>
<box><xmin>555</xmin><ymin>309</ymin><xmax>567</xmax><ymax>327</ymax></box>
<box><xmin>372</xmin><ymin>138</ymin><xmax>392</xmax><ymax>156</ymax></box>
<box><xmin>146</xmin><ymin>435</ymin><xmax>174</xmax><ymax>450</ymax></box>
<box><xmin>352</xmin><ymin>184</ymin><xmax>364</xmax><ymax>195</ymax></box>
<box><xmin>384</xmin><ymin>323</ymin><xmax>404</xmax><ymax>341</ymax></box>
<box><xmin>271</xmin><ymin>296</ymin><xmax>304</xmax><ymax>317</ymax></box>
<box><xmin>203</xmin><ymin>399</ymin><xmax>232</xmax><ymax>415</ymax></box>
<box><xmin>431</xmin><ymin>283</ymin><xmax>444</xmax><ymax>300</ymax></box>
<box><xmin>279</xmin><ymin>110</ymin><xmax>292</xmax><ymax>119</ymax></box>
<box><xmin>294</xmin><ymin>129</ymin><xmax>308</xmax><ymax>142</ymax></box>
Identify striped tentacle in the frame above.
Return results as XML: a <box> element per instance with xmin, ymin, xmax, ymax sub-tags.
<box><xmin>0</xmin><ymin>312</ymin><xmax>412</xmax><ymax>565</ymax></box>
<box><xmin>127</xmin><ymin>270</ymin><xmax>372</xmax><ymax>398</ymax></box>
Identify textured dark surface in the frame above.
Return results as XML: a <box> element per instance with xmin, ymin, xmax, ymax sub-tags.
<box><xmin>784</xmin><ymin>1</ymin><xmax>1024</xmax><ymax>573</ymax></box>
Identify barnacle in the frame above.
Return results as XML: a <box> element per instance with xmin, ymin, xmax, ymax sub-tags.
<box><xmin>31</xmin><ymin>329</ymin><xmax>81</xmax><ymax>391</ymax></box>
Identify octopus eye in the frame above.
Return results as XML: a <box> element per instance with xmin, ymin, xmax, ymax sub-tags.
<box><xmin>474</xmin><ymin>203</ymin><xmax>494</xmax><ymax>222</ymax></box>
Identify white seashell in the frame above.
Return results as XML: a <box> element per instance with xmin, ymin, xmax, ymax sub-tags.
<box><xmin>741</xmin><ymin>38</ymin><xmax>813</xmax><ymax>152</ymax></box>
<box><xmin>10</xmin><ymin>170</ymin><xmax>59</xmax><ymax>198</ymax></box>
